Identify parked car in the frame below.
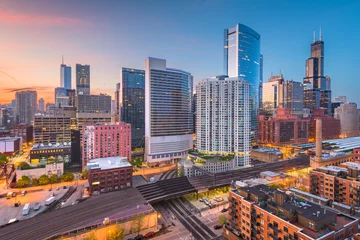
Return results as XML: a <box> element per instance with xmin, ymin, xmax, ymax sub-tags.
<box><xmin>199</xmin><ymin>198</ymin><xmax>204</xmax><ymax>202</ymax></box>
<box><xmin>144</xmin><ymin>232</ymin><xmax>155</xmax><ymax>238</ymax></box>
<box><xmin>14</xmin><ymin>201</ymin><xmax>21</xmax><ymax>207</ymax></box>
<box><xmin>63</xmin><ymin>186</ymin><xmax>67</xmax><ymax>189</ymax></box>
<box><xmin>21</xmin><ymin>190</ymin><xmax>27</xmax><ymax>196</ymax></box>
<box><xmin>50</xmin><ymin>193</ymin><xmax>55</xmax><ymax>197</ymax></box>
<box><xmin>221</xmin><ymin>208</ymin><xmax>228</xmax><ymax>213</ymax></box>
<box><xmin>134</xmin><ymin>235</ymin><xmax>143</xmax><ymax>240</ymax></box>
<box><xmin>34</xmin><ymin>202</ymin><xmax>41</xmax><ymax>211</ymax></box>
<box><xmin>214</xmin><ymin>225</ymin><xmax>223</xmax><ymax>230</ymax></box>
<box><xmin>48</xmin><ymin>188</ymin><xmax>52</xmax><ymax>191</ymax></box>
<box><xmin>12</xmin><ymin>192</ymin><xmax>17</xmax><ymax>197</ymax></box>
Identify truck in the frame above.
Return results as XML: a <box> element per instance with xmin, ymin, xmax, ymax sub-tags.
<box><xmin>45</xmin><ymin>197</ymin><xmax>56</xmax><ymax>206</ymax></box>
<box><xmin>22</xmin><ymin>203</ymin><xmax>30</xmax><ymax>216</ymax></box>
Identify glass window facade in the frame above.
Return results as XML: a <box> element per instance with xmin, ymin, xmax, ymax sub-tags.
<box><xmin>120</xmin><ymin>68</ymin><xmax>145</xmax><ymax>148</ymax></box>
<box><xmin>76</xmin><ymin>64</ymin><xmax>90</xmax><ymax>95</ymax></box>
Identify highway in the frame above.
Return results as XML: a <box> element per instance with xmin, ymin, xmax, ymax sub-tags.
<box><xmin>137</xmin><ymin>156</ymin><xmax>310</xmax><ymax>203</ymax></box>
<box><xmin>0</xmin><ymin>188</ymin><xmax>149</xmax><ymax>240</ymax></box>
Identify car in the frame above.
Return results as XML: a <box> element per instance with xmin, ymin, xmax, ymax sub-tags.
<box><xmin>63</xmin><ymin>186</ymin><xmax>67</xmax><ymax>189</ymax></box>
<box><xmin>14</xmin><ymin>201</ymin><xmax>21</xmax><ymax>207</ymax></box>
<box><xmin>221</xmin><ymin>208</ymin><xmax>228</xmax><ymax>213</ymax></box>
<box><xmin>21</xmin><ymin>190</ymin><xmax>27</xmax><ymax>196</ymax></box>
<box><xmin>34</xmin><ymin>202</ymin><xmax>41</xmax><ymax>211</ymax></box>
<box><xmin>12</xmin><ymin>192</ymin><xmax>17</xmax><ymax>197</ymax></box>
<box><xmin>56</xmin><ymin>187</ymin><xmax>60</xmax><ymax>190</ymax></box>
<box><xmin>48</xmin><ymin>188</ymin><xmax>52</xmax><ymax>191</ymax></box>
<box><xmin>51</xmin><ymin>193</ymin><xmax>55</xmax><ymax>197</ymax></box>
<box><xmin>145</xmin><ymin>232</ymin><xmax>155</xmax><ymax>238</ymax></box>
<box><xmin>199</xmin><ymin>198</ymin><xmax>204</xmax><ymax>202</ymax></box>
<box><xmin>214</xmin><ymin>225</ymin><xmax>223</xmax><ymax>230</ymax></box>
<box><xmin>134</xmin><ymin>235</ymin><xmax>143</xmax><ymax>240</ymax></box>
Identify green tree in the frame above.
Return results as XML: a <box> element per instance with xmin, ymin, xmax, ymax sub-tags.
<box><xmin>21</xmin><ymin>176</ymin><xmax>31</xmax><ymax>185</ymax></box>
<box><xmin>83</xmin><ymin>231</ymin><xmax>98</xmax><ymax>240</ymax></box>
<box><xmin>38</xmin><ymin>174</ymin><xmax>50</xmax><ymax>185</ymax></box>
<box><xmin>60</xmin><ymin>172</ymin><xmax>74</xmax><ymax>182</ymax></box>
<box><xmin>218</xmin><ymin>214</ymin><xmax>227</xmax><ymax>226</ymax></box>
<box><xmin>50</xmin><ymin>174</ymin><xmax>59</xmax><ymax>183</ymax></box>
<box><xmin>109</xmin><ymin>224</ymin><xmax>124</xmax><ymax>240</ymax></box>
<box><xmin>132</xmin><ymin>213</ymin><xmax>145</xmax><ymax>235</ymax></box>
<box><xmin>32</xmin><ymin>178</ymin><xmax>39</xmax><ymax>186</ymax></box>
<box><xmin>82</xmin><ymin>169</ymin><xmax>89</xmax><ymax>179</ymax></box>
<box><xmin>17</xmin><ymin>161</ymin><xmax>31</xmax><ymax>170</ymax></box>
<box><xmin>16</xmin><ymin>179</ymin><xmax>28</xmax><ymax>188</ymax></box>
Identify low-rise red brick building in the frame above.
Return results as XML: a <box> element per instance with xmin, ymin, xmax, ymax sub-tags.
<box><xmin>87</xmin><ymin>156</ymin><xmax>132</xmax><ymax>195</ymax></box>
<box><xmin>259</xmin><ymin>108</ymin><xmax>310</xmax><ymax>145</ymax></box>
<box><xmin>309</xmin><ymin>109</ymin><xmax>340</xmax><ymax>141</ymax></box>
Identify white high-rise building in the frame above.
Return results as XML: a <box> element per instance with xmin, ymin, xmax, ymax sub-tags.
<box><xmin>334</xmin><ymin>103</ymin><xmax>359</xmax><ymax>138</ymax></box>
<box><xmin>196</xmin><ymin>75</ymin><xmax>251</xmax><ymax>167</ymax></box>
<box><xmin>145</xmin><ymin>57</ymin><xmax>193</xmax><ymax>165</ymax></box>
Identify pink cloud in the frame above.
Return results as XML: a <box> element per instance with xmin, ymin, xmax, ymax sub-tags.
<box><xmin>0</xmin><ymin>5</ymin><xmax>86</xmax><ymax>27</ymax></box>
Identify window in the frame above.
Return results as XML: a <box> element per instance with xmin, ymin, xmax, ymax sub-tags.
<box><xmin>350</xmin><ymin>228</ymin><xmax>353</xmax><ymax>234</ymax></box>
<box><xmin>260</xmin><ymin>212</ymin><xmax>264</xmax><ymax>218</ymax></box>
<box><xmin>308</xmin><ymin>222</ymin><xmax>314</xmax><ymax>229</ymax></box>
<box><xmin>260</xmin><ymin>219</ymin><xmax>264</xmax><ymax>225</ymax></box>
<box><xmin>284</xmin><ymin>226</ymin><xmax>288</xmax><ymax>232</ymax></box>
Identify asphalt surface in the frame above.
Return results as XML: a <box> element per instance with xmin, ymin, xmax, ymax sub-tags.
<box><xmin>0</xmin><ymin>188</ymin><xmax>148</xmax><ymax>240</ymax></box>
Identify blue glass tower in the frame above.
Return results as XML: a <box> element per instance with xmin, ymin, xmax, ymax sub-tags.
<box><xmin>120</xmin><ymin>68</ymin><xmax>145</xmax><ymax>149</ymax></box>
<box><xmin>60</xmin><ymin>56</ymin><xmax>72</xmax><ymax>90</ymax></box>
<box><xmin>224</xmin><ymin>24</ymin><xmax>260</xmax><ymax>144</ymax></box>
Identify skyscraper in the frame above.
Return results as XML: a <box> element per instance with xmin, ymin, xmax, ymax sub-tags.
<box><xmin>60</xmin><ymin>56</ymin><xmax>72</xmax><ymax>90</ymax></box>
<box><xmin>15</xmin><ymin>90</ymin><xmax>37</xmax><ymax>124</ymax></box>
<box><xmin>145</xmin><ymin>57</ymin><xmax>193</xmax><ymax>165</ymax></box>
<box><xmin>224</xmin><ymin>24</ymin><xmax>260</xmax><ymax>144</ymax></box>
<box><xmin>120</xmin><ymin>68</ymin><xmax>145</xmax><ymax>149</ymax></box>
<box><xmin>38</xmin><ymin>98</ymin><xmax>45</xmax><ymax>113</ymax></box>
<box><xmin>279</xmin><ymin>80</ymin><xmax>304</xmax><ymax>117</ymax></box>
<box><xmin>259</xmin><ymin>54</ymin><xmax>263</xmax><ymax>110</ymax></box>
<box><xmin>114</xmin><ymin>83</ymin><xmax>120</xmax><ymax>123</ymax></box>
<box><xmin>76</xmin><ymin>64</ymin><xmax>90</xmax><ymax>95</ymax></box>
<box><xmin>196</xmin><ymin>76</ymin><xmax>251</xmax><ymax>167</ymax></box>
<box><xmin>262</xmin><ymin>73</ymin><xmax>284</xmax><ymax>117</ymax></box>
<box><xmin>55</xmin><ymin>87</ymin><xmax>69</xmax><ymax>107</ymax></box>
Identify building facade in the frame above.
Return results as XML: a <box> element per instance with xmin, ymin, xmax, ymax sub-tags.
<box><xmin>0</xmin><ymin>137</ymin><xmax>20</xmax><ymax>156</ymax></box>
<box><xmin>87</xmin><ymin>156</ymin><xmax>132</xmax><ymax>195</ymax></box>
<box><xmin>334</xmin><ymin>103</ymin><xmax>359</xmax><ymax>138</ymax></box>
<box><xmin>30</xmin><ymin>143</ymin><xmax>71</xmax><ymax>164</ymax></box>
<box><xmin>262</xmin><ymin>74</ymin><xmax>283</xmax><ymax>117</ymax></box>
<box><xmin>38</xmin><ymin>98</ymin><xmax>45</xmax><ymax>113</ymax></box>
<box><xmin>225</xmin><ymin>184</ymin><xmax>358</xmax><ymax>240</ymax></box>
<box><xmin>224</xmin><ymin>23</ymin><xmax>260</xmax><ymax>144</ymax></box>
<box><xmin>196</xmin><ymin>76</ymin><xmax>251</xmax><ymax>167</ymax></box>
<box><xmin>120</xmin><ymin>68</ymin><xmax>145</xmax><ymax>149</ymax></box>
<box><xmin>15</xmin><ymin>90</ymin><xmax>37</xmax><ymax>125</ymax></box>
<box><xmin>60</xmin><ymin>59</ymin><xmax>72</xmax><ymax>90</ymax></box>
<box><xmin>309</xmin><ymin>109</ymin><xmax>340</xmax><ymax>141</ymax></box>
<box><xmin>279</xmin><ymin>80</ymin><xmax>304</xmax><ymax>117</ymax></box>
<box><xmin>82</xmin><ymin>122</ymin><xmax>131</xmax><ymax>167</ymax></box>
<box><xmin>114</xmin><ymin>83</ymin><xmax>120</xmax><ymax>123</ymax></box>
<box><xmin>145</xmin><ymin>57</ymin><xmax>193</xmax><ymax>165</ymax></box>
<box><xmin>10</xmin><ymin>124</ymin><xmax>33</xmax><ymax>145</ymax></box>
<box><xmin>76</xmin><ymin>64</ymin><xmax>90</xmax><ymax>95</ymax></box>
<box><xmin>259</xmin><ymin>108</ymin><xmax>310</xmax><ymax>145</ymax></box>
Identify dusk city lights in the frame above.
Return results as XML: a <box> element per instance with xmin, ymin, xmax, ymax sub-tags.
<box><xmin>1</xmin><ymin>1</ymin><xmax>360</xmax><ymax>240</ymax></box>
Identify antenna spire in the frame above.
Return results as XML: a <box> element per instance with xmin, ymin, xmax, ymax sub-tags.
<box><xmin>313</xmin><ymin>29</ymin><xmax>316</xmax><ymax>43</ymax></box>
<box><xmin>62</xmin><ymin>55</ymin><xmax>64</xmax><ymax>64</ymax></box>
<box><xmin>320</xmin><ymin>27</ymin><xmax>322</xmax><ymax>41</ymax></box>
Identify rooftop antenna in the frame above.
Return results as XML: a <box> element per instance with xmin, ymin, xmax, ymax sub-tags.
<box><xmin>62</xmin><ymin>55</ymin><xmax>64</xmax><ymax>64</ymax></box>
<box><xmin>320</xmin><ymin>27</ymin><xmax>322</xmax><ymax>41</ymax></box>
<box><xmin>313</xmin><ymin>29</ymin><xmax>316</xmax><ymax>43</ymax></box>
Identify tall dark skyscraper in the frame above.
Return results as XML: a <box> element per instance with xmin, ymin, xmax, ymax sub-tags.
<box><xmin>303</xmin><ymin>29</ymin><xmax>331</xmax><ymax>115</ymax></box>
<box><xmin>120</xmin><ymin>68</ymin><xmax>145</xmax><ymax>149</ymax></box>
<box><xmin>76</xmin><ymin>64</ymin><xmax>90</xmax><ymax>95</ymax></box>
<box><xmin>60</xmin><ymin>56</ymin><xmax>72</xmax><ymax>90</ymax></box>
<box><xmin>224</xmin><ymin>23</ymin><xmax>260</xmax><ymax>144</ymax></box>
<box><xmin>115</xmin><ymin>83</ymin><xmax>120</xmax><ymax>123</ymax></box>
<box><xmin>259</xmin><ymin>54</ymin><xmax>263</xmax><ymax>110</ymax></box>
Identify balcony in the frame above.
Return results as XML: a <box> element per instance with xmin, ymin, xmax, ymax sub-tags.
<box><xmin>269</xmin><ymin>223</ymin><xmax>281</xmax><ymax>233</ymax></box>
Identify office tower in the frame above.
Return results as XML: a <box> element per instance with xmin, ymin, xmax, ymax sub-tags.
<box><xmin>224</xmin><ymin>23</ymin><xmax>260</xmax><ymax>144</ymax></box>
<box><xmin>262</xmin><ymin>73</ymin><xmax>284</xmax><ymax>117</ymax></box>
<box><xmin>75</xmin><ymin>94</ymin><xmax>112</xmax><ymax>132</ymax></box>
<box><xmin>114</xmin><ymin>83</ymin><xmax>120</xmax><ymax>123</ymax></box>
<box><xmin>66</xmin><ymin>89</ymin><xmax>76</xmax><ymax>107</ymax></box>
<box><xmin>279</xmin><ymin>80</ymin><xmax>304</xmax><ymax>117</ymax></box>
<box><xmin>196</xmin><ymin>76</ymin><xmax>251</xmax><ymax>167</ymax></box>
<box><xmin>120</xmin><ymin>68</ymin><xmax>145</xmax><ymax>149</ymax></box>
<box><xmin>334</xmin><ymin>103</ymin><xmax>359</xmax><ymax>138</ymax></box>
<box><xmin>15</xmin><ymin>90</ymin><xmax>37</xmax><ymax>125</ymax></box>
<box><xmin>82</xmin><ymin>122</ymin><xmax>131</xmax><ymax>167</ymax></box>
<box><xmin>145</xmin><ymin>57</ymin><xmax>193</xmax><ymax>165</ymax></box>
<box><xmin>38</xmin><ymin>98</ymin><xmax>45</xmax><ymax>113</ymax></box>
<box><xmin>70</xmin><ymin>129</ymin><xmax>81</xmax><ymax>166</ymax></box>
<box><xmin>192</xmin><ymin>93</ymin><xmax>196</xmax><ymax>134</ymax></box>
<box><xmin>34</xmin><ymin>108</ymin><xmax>76</xmax><ymax>144</ymax></box>
<box><xmin>60</xmin><ymin>56</ymin><xmax>71</xmax><ymax>90</ymax></box>
<box><xmin>258</xmin><ymin>108</ymin><xmax>310</xmax><ymax>145</ymax></box>
<box><xmin>46</xmin><ymin>103</ymin><xmax>56</xmax><ymax>114</ymax></box>
<box><xmin>259</xmin><ymin>54</ymin><xmax>263</xmax><ymax>110</ymax></box>
<box><xmin>334</xmin><ymin>96</ymin><xmax>348</xmax><ymax>104</ymax></box>
<box><xmin>303</xmin><ymin>29</ymin><xmax>331</xmax><ymax>114</ymax></box>
<box><xmin>76</xmin><ymin>64</ymin><xmax>90</xmax><ymax>95</ymax></box>
<box><xmin>54</xmin><ymin>87</ymin><xmax>68</xmax><ymax>107</ymax></box>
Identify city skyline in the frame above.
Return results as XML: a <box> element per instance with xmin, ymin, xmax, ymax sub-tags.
<box><xmin>1</xmin><ymin>0</ymin><xmax>359</xmax><ymax>105</ymax></box>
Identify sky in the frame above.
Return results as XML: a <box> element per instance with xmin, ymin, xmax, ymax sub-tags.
<box><xmin>1</xmin><ymin>0</ymin><xmax>360</xmax><ymax>105</ymax></box>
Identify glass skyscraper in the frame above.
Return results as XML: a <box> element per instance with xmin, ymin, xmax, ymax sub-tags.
<box><xmin>76</xmin><ymin>64</ymin><xmax>90</xmax><ymax>95</ymax></box>
<box><xmin>224</xmin><ymin>24</ymin><xmax>260</xmax><ymax>144</ymax></box>
<box><xmin>60</xmin><ymin>58</ymin><xmax>71</xmax><ymax>90</ymax></box>
<box><xmin>120</xmin><ymin>68</ymin><xmax>145</xmax><ymax>149</ymax></box>
<box><xmin>145</xmin><ymin>57</ymin><xmax>193</xmax><ymax>165</ymax></box>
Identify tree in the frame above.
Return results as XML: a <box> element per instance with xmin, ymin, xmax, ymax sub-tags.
<box><xmin>16</xmin><ymin>179</ymin><xmax>28</xmax><ymax>188</ymax></box>
<box><xmin>17</xmin><ymin>161</ymin><xmax>32</xmax><ymax>170</ymax></box>
<box><xmin>60</xmin><ymin>172</ymin><xmax>74</xmax><ymax>182</ymax></box>
<box><xmin>21</xmin><ymin>176</ymin><xmax>30</xmax><ymax>185</ymax></box>
<box><xmin>32</xmin><ymin>178</ymin><xmax>39</xmax><ymax>186</ymax></box>
<box><xmin>38</xmin><ymin>174</ymin><xmax>50</xmax><ymax>185</ymax></box>
<box><xmin>109</xmin><ymin>224</ymin><xmax>124</xmax><ymax>240</ymax></box>
<box><xmin>50</xmin><ymin>174</ymin><xmax>59</xmax><ymax>183</ymax></box>
<box><xmin>82</xmin><ymin>169</ymin><xmax>89</xmax><ymax>179</ymax></box>
<box><xmin>83</xmin><ymin>231</ymin><xmax>98</xmax><ymax>240</ymax></box>
<box><xmin>132</xmin><ymin>213</ymin><xmax>145</xmax><ymax>235</ymax></box>
<box><xmin>218</xmin><ymin>214</ymin><xmax>227</xmax><ymax>226</ymax></box>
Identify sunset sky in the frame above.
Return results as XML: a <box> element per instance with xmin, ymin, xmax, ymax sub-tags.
<box><xmin>1</xmin><ymin>0</ymin><xmax>360</xmax><ymax>105</ymax></box>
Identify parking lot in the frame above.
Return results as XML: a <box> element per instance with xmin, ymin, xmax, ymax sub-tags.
<box><xmin>0</xmin><ymin>187</ymin><xmax>68</xmax><ymax>225</ymax></box>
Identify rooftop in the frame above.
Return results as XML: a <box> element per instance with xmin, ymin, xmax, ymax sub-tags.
<box><xmin>295</xmin><ymin>136</ymin><xmax>360</xmax><ymax>152</ymax></box>
<box><xmin>260</xmin><ymin>171</ymin><xmax>280</xmax><ymax>177</ymax></box>
<box><xmin>87</xmin><ymin>156</ymin><xmax>131</xmax><ymax>170</ymax></box>
<box><xmin>0</xmin><ymin>137</ymin><xmax>19</xmax><ymax>142</ymax></box>
<box><xmin>32</xmin><ymin>142</ymin><xmax>71</xmax><ymax>150</ymax></box>
<box><xmin>317</xmin><ymin>165</ymin><xmax>347</xmax><ymax>173</ymax></box>
<box><xmin>253</xmin><ymin>147</ymin><xmax>282</xmax><ymax>154</ymax></box>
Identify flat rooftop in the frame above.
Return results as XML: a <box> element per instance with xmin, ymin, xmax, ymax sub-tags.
<box><xmin>0</xmin><ymin>137</ymin><xmax>19</xmax><ymax>142</ymax></box>
<box><xmin>296</xmin><ymin>136</ymin><xmax>360</xmax><ymax>152</ymax></box>
<box><xmin>87</xmin><ymin>156</ymin><xmax>131</xmax><ymax>170</ymax></box>
<box><xmin>317</xmin><ymin>166</ymin><xmax>347</xmax><ymax>173</ymax></box>
<box><xmin>252</xmin><ymin>148</ymin><xmax>282</xmax><ymax>154</ymax></box>
<box><xmin>31</xmin><ymin>142</ymin><xmax>71</xmax><ymax>150</ymax></box>
<box><xmin>260</xmin><ymin>171</ymin><xmax>280</xmax><ymax>177</ymax></box>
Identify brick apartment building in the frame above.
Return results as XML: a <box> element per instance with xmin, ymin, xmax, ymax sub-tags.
<box><xmin>353</xmin><ymin>148</ymin><xmax>360</xmax><ymax>162</ymax></box>
<box><xmin>309</xmin><ymin>163</ymin><xmax>360</xmax><ymax>207</ymax></box>
<box><xmin>86</xmin><ymin>156</ymin><xmax>132</xmax><ymax>194</ymax></box>
<box><xmin>225</xmin><ymin>184</ymin><xmax>358</xmax><ymax>240</ymax></box>
<box><xmin>259</xmin><ymin>108</ymin><xmax>310</xmax><ymax>145</ymax></box>
<box><xmin>82</xmin><ymin>122</ymin><xmax>131</xmax><ymax>167</ymax></box>
<box><xmin>309</xmin><ymin>109</ymin><xmax>340</xmax><ymax>141</ymax></box>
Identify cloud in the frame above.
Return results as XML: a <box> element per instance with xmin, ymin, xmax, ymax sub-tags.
<box><xmin>0</xmin><ymin>86</ymin><xmax>54</xmax><ymax>94</ymax></box>
<box><xmin>0</xmin><ymin>5</ymin><xmax>86</xmax><ymax>27</ymax></box>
